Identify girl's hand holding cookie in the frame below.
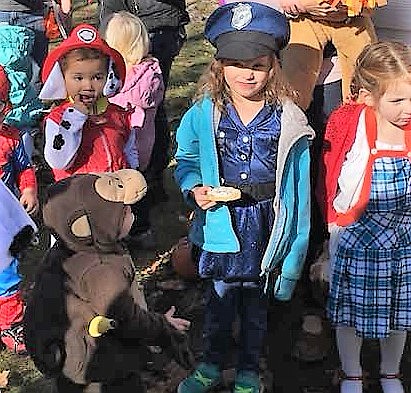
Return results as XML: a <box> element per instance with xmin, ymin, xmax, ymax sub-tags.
<box><xmin>191</xmin><ymin>186</ymin><xmax>217</xmax><ymax>210</ymax></box>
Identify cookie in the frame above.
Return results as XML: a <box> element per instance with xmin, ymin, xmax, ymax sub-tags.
<box><xmin>206</xmin><ymin>186</ymin><xmax>241</xmax><ymax>202</ymax></box>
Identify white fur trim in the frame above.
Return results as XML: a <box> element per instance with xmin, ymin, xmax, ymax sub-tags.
<box><xmin>44</xmin><ymin>108</ymin><xmax>87</xmax><ymax>170</ymax></box>
<box><xmin>39</xmin><ymin>62</ymin><xmax>68</xmax><ymax>100</ymax></box>
<box><xmin>0</xmin><ymin>181</ymin><xmax>37</xmax><ymax>273</ymax></box>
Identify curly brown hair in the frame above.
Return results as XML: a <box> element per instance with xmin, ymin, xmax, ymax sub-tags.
<box><xmin>194</xmin><ymin>56</ymin><xmax>296</xmax><ymax>111</ymax></box>
<box><xmin>350</xmin><ymin>41</ymin><xmax>411</xmax><ymax>101</ymax></box>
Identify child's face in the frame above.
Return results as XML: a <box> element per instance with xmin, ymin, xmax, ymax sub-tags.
<box><xmin>222</xmin><ymin>55</ymin><xmax>272</xmax><ymax>102</ymax></box>
<box><xmin>63</xmin><ymin>55</ymin><xmax>108</xmax><ymax>107</ymax></box>
<box><xmin>375</xmin><ymin>79</ymin><xmax>411</xmax><ymax>128</ymax></box>
<box><xmin>119</xmin><ymin>205</ymin><xmax>134</xmax><ymax>239</ymax></box>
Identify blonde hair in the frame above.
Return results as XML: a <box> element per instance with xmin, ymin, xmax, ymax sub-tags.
<box><xmin>100</xmin><ymin>11</ymin><xmax>149</xmax><ymax>67</ymax></box>
<box><xmin>195</xmin><ymin>56</ymin><xmax>295</xmax><ymax>111</ymax></box>
<box><xmin>351</xmin><ymin>41</ymin><xmax>411</xmax><ymax>100</ymax></box>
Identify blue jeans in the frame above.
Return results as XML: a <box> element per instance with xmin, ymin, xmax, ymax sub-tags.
<box><xmin>202</xmin><ymin>282</ymin><xmax>267</xmax><ymax>372</ymax></box>
<box><xmin>0</xmin><ymin>10</ymin><xmax>48</xmax><ymax>69</ymax></box>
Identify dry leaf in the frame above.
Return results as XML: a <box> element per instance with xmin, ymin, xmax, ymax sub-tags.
<box><xmin>0</xmin><ymin>370</ymin><xmax>10</xmax><ymax>388</ymax></box>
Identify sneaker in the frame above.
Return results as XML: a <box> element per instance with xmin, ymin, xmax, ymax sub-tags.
<box><xmin>177</xmin><ymin>362</ymin><xmax>221</xmax><ymax>393</ymax></box>
<box><xmin>234</xmin><ymin>370</ymin><xmax>260</xmax><ymax>393</ymax></box>
<box><xmin>0</xmin><ymin>322</ymin><xmax>27</xmax><ymax>355</ymax></box>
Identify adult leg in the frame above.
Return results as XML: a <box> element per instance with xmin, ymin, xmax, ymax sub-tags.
<box><xmin>0</xmin><ymin>10</ymin><xmax>49</xmax><ymax>85</ymax></box>
<box><xmin>146</xmin><ymin>28</ymin><xmax>185</xmax><ymax>202</ymax></box>
<box><xmin>14</xmin><ymin>11</ymin><xmax>48</xmax><ymax>70</ymax></box>
<box><xmin>280</xmin><ymin>18</ymin><xmax>326</xmax><ymax>110</ymax></box>
<box><xmin>0</xmin><ymin>12</ymin><xmax>46</xmax><ymax>67</ymax></box>
<box><xmin>332</xmin><ymin>16</ymin><xmax>376</xmax><ymax>102</ymax></box>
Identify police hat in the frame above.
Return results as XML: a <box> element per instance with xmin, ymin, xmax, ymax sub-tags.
<box><xmin>205</xmin><ymin>2</ymin><xmax>290</xmax><ymax>60</ymax></box>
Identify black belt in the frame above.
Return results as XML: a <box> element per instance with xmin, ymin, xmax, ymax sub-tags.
<box><xmin>225</xmin><ymin>182</ymin><xmax>275</xmax><ymax>202</ymax></box>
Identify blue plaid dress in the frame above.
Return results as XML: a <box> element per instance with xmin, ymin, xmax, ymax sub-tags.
<box><xmin>328</xmin><ymin>155</ymin><xmax>411</xmax><ymax>338</ymax></box>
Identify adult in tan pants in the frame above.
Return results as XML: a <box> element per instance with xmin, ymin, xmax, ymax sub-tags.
<box><xmin>280</xmin><ymin>1</ymin><xmax>378</xmax><ymax>110</ymax></box>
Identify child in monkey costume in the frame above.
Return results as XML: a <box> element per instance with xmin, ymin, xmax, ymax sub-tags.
<box><xmin>24</xmin><ymin>169</ymin><xmax>193</xmax><ymax>392</ymax></box>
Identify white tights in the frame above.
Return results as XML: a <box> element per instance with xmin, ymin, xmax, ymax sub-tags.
<box><xmin>336</xmin><ymin>327</ymin><xmax>406</xmax><ymax>393</ymax></box>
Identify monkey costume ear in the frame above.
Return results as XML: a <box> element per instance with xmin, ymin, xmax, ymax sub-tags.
<box><xmin>71</xmin><ymin>215</ymin><xmax>91</xmax><ymax>238</ymax></box>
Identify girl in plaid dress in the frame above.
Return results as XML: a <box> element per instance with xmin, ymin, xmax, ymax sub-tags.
<box><xmin>317</xmin><ymin>41</ymin><xmax>411</xmax><ymax>393</ymax></box>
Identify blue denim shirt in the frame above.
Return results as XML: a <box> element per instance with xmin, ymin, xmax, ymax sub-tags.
<box><xmin>175</xmin><ymin>97</ymin><xmax>315</xmax><ymax>300</ymax></box>
<box><xmin>217</xmin><ymin>103</ymin><xmax>281</xmax><ymax>186</ymax></box>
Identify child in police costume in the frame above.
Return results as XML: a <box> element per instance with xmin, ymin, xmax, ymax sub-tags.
<box><xmin>174</xmin><ymin>3</ymin><xmax>314</xmax><ymax>393</ymax></box>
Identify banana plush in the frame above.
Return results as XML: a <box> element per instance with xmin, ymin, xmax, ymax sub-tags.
<box><xmin>88</xmin><ymin>315</ymin><xmax>117</xmax><ymax>337</ymax></box>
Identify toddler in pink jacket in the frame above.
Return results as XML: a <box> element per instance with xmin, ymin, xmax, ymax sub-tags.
<box><xmin>102</xmin><ymin>11</ymin><xmax>164</xmax><ymax>172</ymax></box>
<box><xmin>101</xmin><ymin>11</ymin><xmax>165</xmax><ymax>247</ymax></box>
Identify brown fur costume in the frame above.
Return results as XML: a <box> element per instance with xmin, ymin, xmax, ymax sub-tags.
<box><xmin>24</xmin><ymin>170</ymin><xmax>193</xmax><ymax>392</ymax></box>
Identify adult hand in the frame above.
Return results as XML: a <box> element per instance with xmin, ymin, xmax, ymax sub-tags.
<box><xmin>279</xmin><ymin>0</ymin><xmax>306</xmax><ymax>15</ymax></box>
<box><xmin>191</xmin><ymin>186</ymin><xmax>217</xmax><ymax>210</ymax></box>
<box><xmin>279</xmin><ymin>0</ymin><xmax>337</xmax><ymax>15</ymax></box>
<box><xmin>305</xmin><ymin>1</ymin><xmax>338</xmax><ymax>17</ymax></box>
<box><xmin>20</xmin><ymin>188</ymin><xmax>39</xmax><ymax>215</ymax></box>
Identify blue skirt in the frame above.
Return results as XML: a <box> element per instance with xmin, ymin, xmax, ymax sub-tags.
<box><xmin>199</xmin><ymin>198</ymin><xmax>274</xmax><ymax>282</ymax></box>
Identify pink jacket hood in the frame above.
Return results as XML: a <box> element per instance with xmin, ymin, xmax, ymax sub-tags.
<box><xmin>110</xmin><ymin>57</ymin><xmax>164</xmax><ymax>128</ymax></box>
